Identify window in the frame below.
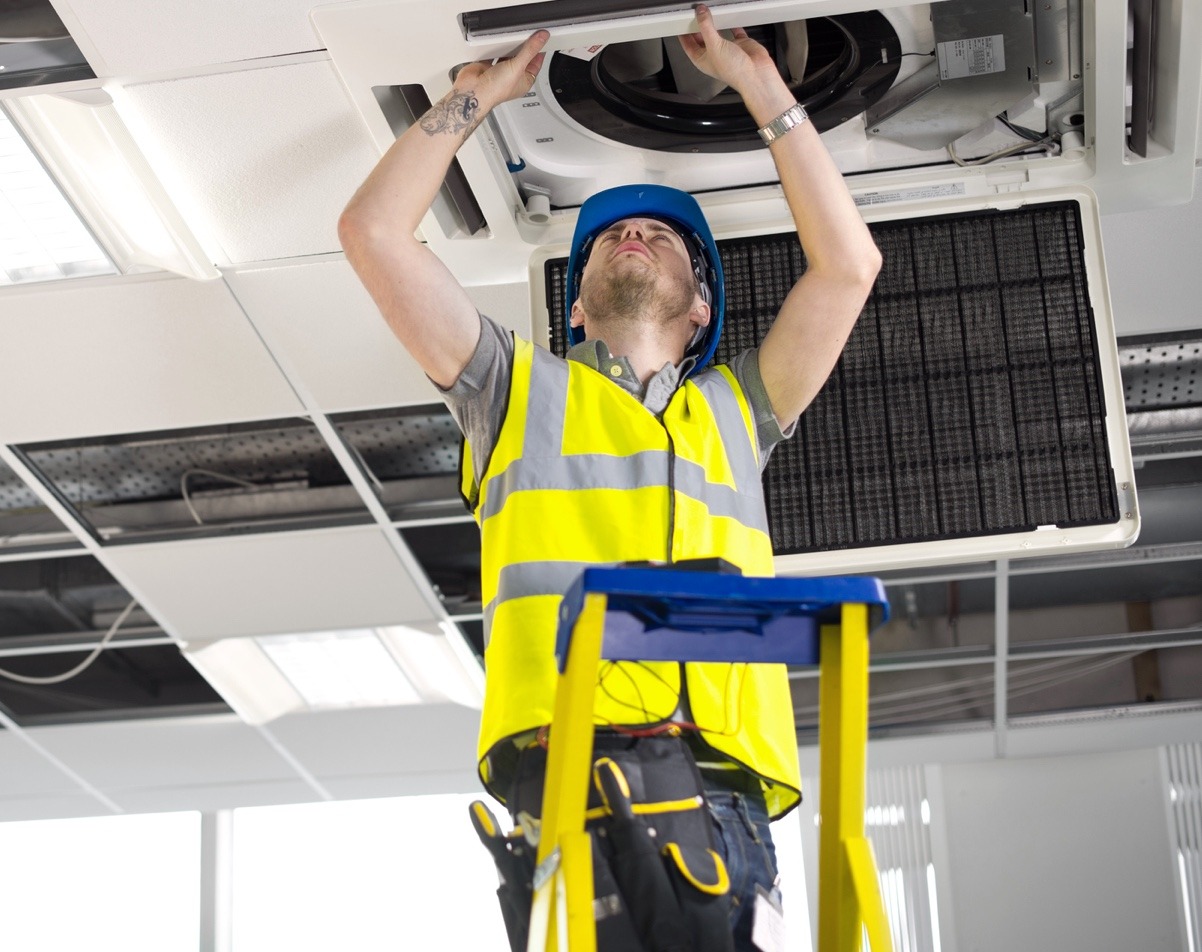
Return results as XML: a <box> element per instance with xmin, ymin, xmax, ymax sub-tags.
<box><xmin>0</xmin><ymin>811</ymin><xmax>201</xmax><ymax>952</ymax></box>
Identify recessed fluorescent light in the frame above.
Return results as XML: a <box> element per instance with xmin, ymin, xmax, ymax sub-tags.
<box><xmin>257</xmin><ymin>630</ymin><xmax>421</xmax><ymax>709</ymax></box>
<box><xmin>3</xmin><ymin>91</ymin><xmax>219</xmax><ymax>281</ymax></box>
<box><xmin>378</xmin><ymin>622</ymin><xmax>484</xmax><ymax>707</ymax></box>
<box><xmin>0</xmin><ymin>107</ymin><xmax>115</xmax><ymax>286</ymax></box>
<box><xmin>183</xmin><ymin>624</ymin><xmax>482</xmax><ymax>725</ymax></box>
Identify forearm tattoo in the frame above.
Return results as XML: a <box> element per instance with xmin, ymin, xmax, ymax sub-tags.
<box><xmin>420</xmin><ymin>91</ymin><xmax>482</xmax><ymax>141</ymax></box>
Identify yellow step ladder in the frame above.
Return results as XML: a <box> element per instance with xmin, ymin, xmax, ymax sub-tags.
<box><xmin>526</xmin><ymin>566</ymin><xmax>894</xmax><ymax>952</ymax></box>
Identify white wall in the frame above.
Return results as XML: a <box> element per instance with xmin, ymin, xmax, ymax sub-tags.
<box><xmin>939</xmin><ymin>747</ymin><xmax>1180</xmax><ymax>952</ymax></box>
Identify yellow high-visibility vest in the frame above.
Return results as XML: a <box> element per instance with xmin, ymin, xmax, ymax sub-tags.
<box><xmin>462</xmin><ymin>335</ymin><xmax>801</xmax><ymax>818</ymax></box>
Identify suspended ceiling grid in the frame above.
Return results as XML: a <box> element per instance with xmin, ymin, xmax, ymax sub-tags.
<box><xmin>0</xmin><ymin>0</ymin><xmax>1199</xmax><ymax>821</ymax></box>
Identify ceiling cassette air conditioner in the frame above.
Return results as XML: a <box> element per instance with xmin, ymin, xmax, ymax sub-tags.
<box><xmin>313</xmin><ymin>0</ymin><xmax>1188</xmax><ymax>569</ymax></box>
<box><xmin>314</xmin><ymin>0</ymin><xmax>1202</xmax><ymax>286</ymax></box>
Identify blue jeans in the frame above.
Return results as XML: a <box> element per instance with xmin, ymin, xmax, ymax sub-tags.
<box><xmin>705</xmin><ymin>789</ymin><xmax>782</xmax><ymax>952</ymax></box>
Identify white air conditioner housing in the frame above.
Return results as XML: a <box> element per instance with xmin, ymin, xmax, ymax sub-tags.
<box><xmin>314</xmin><ymin>0</ymin><xmax>1202</xmax><ymax>286</ymax></box>
<box><xmin>313</xmin><ymin>0</ymin><xmax>1200</xmax><ymax>571</ymax></box>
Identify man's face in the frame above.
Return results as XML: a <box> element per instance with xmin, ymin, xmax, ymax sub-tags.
<box><xmin>573</xmin><ymin>218</ymin><xmax>706</xmax><ymax>336</ymax></box>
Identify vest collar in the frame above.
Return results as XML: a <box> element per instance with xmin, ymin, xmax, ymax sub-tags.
<box><xmin>566</xmin><ymin>338</ymin><xmax>698</xmax><ymax>416</ymax></box>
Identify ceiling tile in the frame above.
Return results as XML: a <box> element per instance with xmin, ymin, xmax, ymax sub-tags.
<box><xmin>102</xmin><ymin>526</ymin><xmax>437</xmax><ymax>640</ymax></box>
<box><xmin>0</xmin><ymin>732</ymin><xmax>85</xmax><ymax>799</ymax></box>
<box><xmin>1102</xmin><ymin>169</ymin><xmax>1202</xmax><ymax>336</ymax></box>
<box><xmin>0</xmin><ymin>276</ymin><xmax>302</xmax><ymax>443</ymax></box>
<box><xmin>123</xmin><ymin>61</ymin><xmax>379</xmax><ymax>264</ymax></box>
<box><xmin>267</xmin><ymin>703</ymin><xmax>481</xmax><ymax>782</ymax></box>
<box><xmin>57</xmin><ymin>0</ymin><xmax>335</xmax><ymax>75</ymax></box>
<box><xmin>227</xmin><ymin>260</ymin><xmax>532</xmax><ymax>412</ymax></box>
<box><xmin>0</xmin><ymin>794</ymin><xmax>116</xmax><ymax>822</ymax></box>
<box><xmin>30</xmin><ymin>716</ymin><xmax>312</xmax><ymax>791</ymax></box>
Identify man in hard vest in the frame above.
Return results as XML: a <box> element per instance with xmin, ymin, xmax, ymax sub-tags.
<box><xmin>339</xmin><ymin>5</ymin><xmax>880</xmax><ymax>949</ymax></box>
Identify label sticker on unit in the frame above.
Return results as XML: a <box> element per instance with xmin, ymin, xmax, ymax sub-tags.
<box><xmin>854</xmin><ymin>183</ymin><xmax>966</xmax><ymax>207</ymax></box>
<box><xmin>561</xmin><ymin>44</ymin><xmax>605</xmax><ymax>61</ymax></box>
<box><xmin>937</xmin><ymin>34</ymin><xmax>1006</xmax><ymax>80</ymax></box>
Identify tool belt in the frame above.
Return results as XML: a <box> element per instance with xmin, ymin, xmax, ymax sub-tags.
<box><xmin>470</xmin><ymin>733</ymin><xmax>735</xmax><ymax>952</ymax></box>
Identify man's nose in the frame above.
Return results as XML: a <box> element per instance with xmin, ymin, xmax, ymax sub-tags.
<box><xmin>621</xmin><ymin>221</ymin><xmax>650</xmax><ymax>241</ymax></box>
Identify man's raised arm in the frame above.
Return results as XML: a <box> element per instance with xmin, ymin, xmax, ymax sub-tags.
<box><xmin>680</xmin><ymin>5</ymin><xmax>882</xmax><ymax>429</ymax></box>
<box><xmin>338</xmin><ymin>32</ymin><xmax>549</xmax><ymax>389</ymax></box>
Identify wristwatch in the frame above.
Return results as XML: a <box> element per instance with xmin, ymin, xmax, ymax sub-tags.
<box><xmin>757</xmin><ymin>103</ymin><xmax>809</xmax><ymax>145</ymax></box>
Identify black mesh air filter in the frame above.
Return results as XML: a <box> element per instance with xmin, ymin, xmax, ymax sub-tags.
<box><xmin>544</xmin><ymin>200</ymin><xmax>1118</xmax><ymax>555</ymax></box>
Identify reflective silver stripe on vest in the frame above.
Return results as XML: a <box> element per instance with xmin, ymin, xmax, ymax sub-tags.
<box><xmin>483</xmin><ymin>559</ymin><xmax>599</xmax><ymax>636</ymax></box>
<box><xmin>524</xmin><ymin>345</ymin><xmax>568</xmax><ymax>458</ymax></box>
<box><xmin>689</xmin><ymin>370</ymin><xmax>762</xmax><ymax>492</ymax></box>
<box><xmin>672</xmin><ymin>456</ymin><xmax>771</xmax><ymax>533</ymax></box>
<box><xmin>481</xmin><ymin>451</ymin><xmax>766</xmax><ymax>530</ymax></box>
<box><xmin>480</xmin><ymin>450</ymin><xmax>669</xmax><ymax>523</ymax></box>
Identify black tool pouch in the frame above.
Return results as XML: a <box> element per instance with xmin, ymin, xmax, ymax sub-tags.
<box><xmin>496</xmin><ymin>733</ymin><xmax>735</xmax><ymax>952</ymax></box>
<box><xmin>468</xmin><ymin>799</ymin><xmax>536</xmax><ymax>952</ymax></box>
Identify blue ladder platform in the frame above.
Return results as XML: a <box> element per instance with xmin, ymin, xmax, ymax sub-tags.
<box><xmin>555</xmin><ymin>566</ymin><xmax>890</xmax><ymax>670</ymax></box>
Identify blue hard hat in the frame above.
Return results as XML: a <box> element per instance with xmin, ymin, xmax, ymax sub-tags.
<box><xmin>565</xmin><ymin>184</ymin><xmax>725</xmax><ymax>377</ymax></box>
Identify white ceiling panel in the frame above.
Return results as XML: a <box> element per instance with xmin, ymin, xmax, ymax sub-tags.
<box><xmin>0</xmin><ymin>733</ymin><xmax>85</xmax><ymax>799</ymax></box>
<box><xmin>29</xmin><ymin>716</ymin><xmax>305</xmax><ymax>791</ymax></box>
<box><xmin>122</xmin><ymin>61</ymin><xmax>378</xmax><ymax>265</ymax></box>
<box><xmin>267</xmin><ymin>703</ymin><xmax>480</xmax><ymax>782</ymax></box>
<box><xmin>102</xmin><ymin>526</ymin><xmax>436</xmax><ymax>641</ymax></box>
<box><xmin>113</xmin><ymin>779</ymin><xmax>320</xmax><ymax>815</ymax></box>
<box><xmin>1102</xmin><ymin>170</ymin><xmax>1202</xmax><ymax>336</ymax></box>
<box><xmin>0</xmin><ymin>794</ymin><xmax>117</xmax><ymax>823</ymax></box>
<box><xmin>227</xmin><ymin>261</ymin><xmax>533</xmax><ymax>412</ymax></box>
<box><xmin>54</xmin><ymin>0</ymin><xmax>336</xmax><ymax>76</ymax></box>
<box><xmin>0</xmin><ymin>275</ymin><xmax>302</xmax><ymax>444</ymax></box>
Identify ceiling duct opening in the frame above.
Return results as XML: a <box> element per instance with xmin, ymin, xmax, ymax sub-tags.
<box><xmin>0</xmin><ymin>454</ymin><xmax>78</xmax><ymax>554</ymax></box>
<box><xmin>481</xmin><ymin>0</ymin><xmax>1086</xmax><ymax>213</ymax></box>
<box><xmin>398</xmin><ymin>521</ymin><xmax>483</xmax><ymax>654</ymax></box>
<box><xmin>0</xmin><ymin>0</ymin><xmax>93</xmax><ymax>91</ymax></box>
<box><xmin>546</xmin><ymin>12</ymin><xmax>902</xmax><ymax>152</ymax></box>
<box><xmin>329</xmin><ymin>404</ymin><xmax>466</xmax><ymax>523</ymax></box>
<box><xmin>0</xmin><ymin>555</ymin><xmax>226</xmax><ymax>726</ymax></box>
<box><xmin>12</xmin><ymin>418</ymin><xmax>374</xmax><ymax>545</ymax></box>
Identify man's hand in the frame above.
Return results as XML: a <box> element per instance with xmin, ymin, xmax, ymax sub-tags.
<box><xmin>679</xmin><ymin>4</ymin><xmax>881</xmax><ymax>432</ymax></box>
<box><xmin>451</xmin><ymin>30</ymin><xmax>550</xmax><ymax>118</ymax></box>
<box><xmin>677</xmin><ymin>4</ymin><xmax>778</xmax><ymax>97</ymax></box>
<box><xmin>339</xmin><ymin>28</ymin><xmax>550</xmax><ymax>390</ymax></box>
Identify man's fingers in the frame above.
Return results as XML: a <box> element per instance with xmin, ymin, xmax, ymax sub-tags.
<box><xmin>693</xmin><ymin>3</ymin><xmax>721</xmax><ymax>41</ymax></box>
<box><xmin>519</xmin><ymin>29</ymin><xmax>550</xmax><ymax>63</ymax></box>
<box><xmin>678</xmin><ymin>32</ymin><xmax>703</xmax><ymax>58</ymax></box>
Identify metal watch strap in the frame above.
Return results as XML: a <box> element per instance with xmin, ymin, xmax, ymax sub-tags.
<box><xmin>757</xmin><ymin>103</ymin><xmax>809</xmax><ymax>145</ymax></box>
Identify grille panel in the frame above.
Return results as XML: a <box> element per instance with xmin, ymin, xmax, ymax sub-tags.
<box><xmin>544</xmin><ymin>200</ymin><xmax>1118</xmax><ymax>556</ymax></box>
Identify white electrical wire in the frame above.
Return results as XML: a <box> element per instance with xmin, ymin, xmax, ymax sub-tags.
<box><xmin>179</xmin><ymin>468</ymin><xmax>258</xmax><ymax>525</ymax></box>
<box><xmin>795</xmin><ymin>652</ymin><xmax>1140</xmax><ymax>723</ymax></box>
<box><xmin>948</xmin><ymin>135</ymin><xmax>1058</xmax><ymax>167</ymax></box>
<box><xmin>0</xmin><ymin>598</ymin><xmax>139</xmax><ymax>686</ymax></box>
<box><xmin>865</xmin><ymin>652</ymin><xmax>1140</xmax><ymax>723</ymax></box>
<box><xmin>793</xmin><ymin>655</ymin><xmax>1078</xmax><ymax>717</ymax></box>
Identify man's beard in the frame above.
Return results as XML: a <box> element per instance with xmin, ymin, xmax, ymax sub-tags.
<box><xmin>579</xmin><ymin>258</ymin><xmax>696</xmax><ymax>334</ymax></box>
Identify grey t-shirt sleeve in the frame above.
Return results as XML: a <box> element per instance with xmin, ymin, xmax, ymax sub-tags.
<box><xmin>726</xmin><ymin>347</ymin><xmax>798</xmax><ymax>472</ymax></box>
<box><xmin>435</xmin><ymin>312</ymin><xmax>515</xmax><ymax>485</ymax></box>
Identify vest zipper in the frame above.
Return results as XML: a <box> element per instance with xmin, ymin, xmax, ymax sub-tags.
<box><xmin>663</xmin><ymin>428</ymin><xmax>676</xmax><ymax>564</ymax></box>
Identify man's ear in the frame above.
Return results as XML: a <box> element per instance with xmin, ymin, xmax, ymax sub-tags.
<box><xmin>689</xmin><ymin>298</ymin><xmax>711</xmax><ymax>329</ymax></box>
<box><xmin>569</xmin><ymin>299</ymin><xmax>586</xmax><ymax>329</ymax></box>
